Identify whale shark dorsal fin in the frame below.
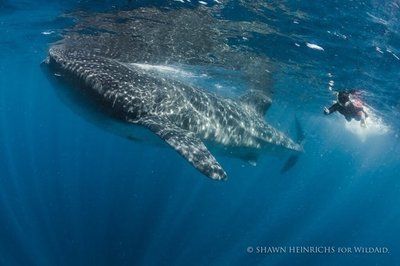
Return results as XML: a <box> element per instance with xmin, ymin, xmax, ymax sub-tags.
<box><xmin>132</xmin><ymin>116</ymin><xmax>227</xmax><ymax>181</ymax></box>
<box><xmin>240</xmin><ymin>90</ymin><xmax>272</xmax><ymax>116</ymax></box>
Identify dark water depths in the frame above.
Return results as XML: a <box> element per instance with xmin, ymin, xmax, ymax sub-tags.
<box><xmin>0</xmin><ymin>0</ymin><xmax>399</xmax><ymax>265</ymax></box>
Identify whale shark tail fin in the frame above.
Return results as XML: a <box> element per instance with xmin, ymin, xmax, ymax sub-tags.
<box><xmin>132</xmin><ymin>116</ymin><xmax>227</xmax><ymax>181</ymax></box>
<box><xmin>240</xmin><ymin>90</ymin><xmax>272</xmax><ymax>117</ymax></box>
<box><xmin>294</xmin><ymin>116</ymin><xmax>305</xmax><ymax>144</ymax></box>
<box><xmin>280</xmin><ymin>155</ymin><xmax>300</xmax><ymax>173</ymax></box>
<box><xmin>281</xmin><ymin>116</ymin><xmax>304</xmax><ymax>174</ymax></box>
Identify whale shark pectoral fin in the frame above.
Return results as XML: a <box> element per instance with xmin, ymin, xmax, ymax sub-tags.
<box><xmin>133</xmin><ymin>116</ymin><xmax>227</xmax><ymax>181</ymax></box>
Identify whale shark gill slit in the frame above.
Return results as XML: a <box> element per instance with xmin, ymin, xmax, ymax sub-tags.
<box><xmin>240</xmin><ymin>89</ymin><xmax>272</xmax><ymax>117</ymax></box>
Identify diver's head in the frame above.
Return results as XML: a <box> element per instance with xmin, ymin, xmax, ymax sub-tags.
<box><xmin>337</xmin><ymin>91</ymin><xmax>350</xmax><ymax>105</ymax></box>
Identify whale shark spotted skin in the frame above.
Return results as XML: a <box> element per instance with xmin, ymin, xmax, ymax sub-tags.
<box><xmin>45</xmin><ymin>8</ymin><xmax>302</xmax><ymax>180</ymax></box>
<box><xmin>47</xmin><ymin>45</ymin><xmax>301</xmax><ymax>180</ymax></box>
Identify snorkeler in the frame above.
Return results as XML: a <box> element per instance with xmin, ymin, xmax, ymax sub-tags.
<box><xmin>324</xmin><ymin>90</ymin><xmax>368</xmax><ymax>127</ymax></box>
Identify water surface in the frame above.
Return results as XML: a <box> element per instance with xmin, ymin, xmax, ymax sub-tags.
<box><xmin>0</xmin><ymin>0</ymin><xmax>399</xmax><ymax>265</ymax></box>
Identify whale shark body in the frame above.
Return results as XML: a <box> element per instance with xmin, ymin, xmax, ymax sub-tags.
<box><xmin>45</xmin><ymin>8</ymin><xmax>302</xmax><ymax>180</ymax></box>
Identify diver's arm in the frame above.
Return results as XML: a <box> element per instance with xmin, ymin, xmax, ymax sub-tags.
<box><xmin>324</xmin><ymin>103</ymin><xmax>339</xmax><ymax>115</ymax></box>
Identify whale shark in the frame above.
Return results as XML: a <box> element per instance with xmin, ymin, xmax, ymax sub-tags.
<box><xmin>45</xmin><ymin>8</ymin><xmax>302</xmax><ymax>180</ymax></box>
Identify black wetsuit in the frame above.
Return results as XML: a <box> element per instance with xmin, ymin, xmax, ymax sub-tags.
<box><xmin>326</xmin><ymin>102</ymin><xmax>363</xmax><ymax>121</ymax></box>
<box><xmin>325</xmin><ymin>91</ymin><xmax>368</xmax><ymax>122</ymax></box>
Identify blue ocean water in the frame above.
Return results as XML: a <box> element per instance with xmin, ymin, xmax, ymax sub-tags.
<box><xmin>0</xmin><ymin>0</ymin><xmax>400</xmax><ymax>265</ymax></box>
